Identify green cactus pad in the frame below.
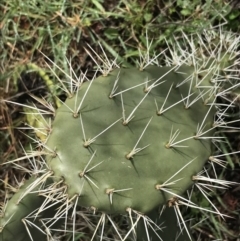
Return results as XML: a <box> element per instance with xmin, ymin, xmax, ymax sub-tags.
<box><xmin>0</xmin><ymin>176</ymin><xmax>59</xmax><ymax>241</ymax></box>
<box><xmin>45</xmin><ymin>65</ymin><xmax>215</xmax><ymax>214</ymax></box>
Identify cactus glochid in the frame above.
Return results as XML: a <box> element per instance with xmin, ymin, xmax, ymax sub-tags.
<box><xmin>1</xmin><ymin>28</ymin><xmax>240</xmax><ymax>241</ymax></box>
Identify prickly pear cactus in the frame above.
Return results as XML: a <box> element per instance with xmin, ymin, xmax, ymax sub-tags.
<box><xmin>46</xmin><ymin>65</ymin><xmax>214</xmax><ymax>215</ymax></box>
<box><xmin>1</xmin><ymin>28</ymin><xmax>239</xmax><ymax>241</ymax></box>
<box><xmin>0</xmin><ymin>177</ymin><xmax>60</xmax><ymax>241</ymax></box>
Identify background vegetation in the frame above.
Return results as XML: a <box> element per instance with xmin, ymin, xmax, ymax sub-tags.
<box><xmin>1</xmin><ymin>0</ymin><xmax>240</xmax><ymax>240</ymax></box>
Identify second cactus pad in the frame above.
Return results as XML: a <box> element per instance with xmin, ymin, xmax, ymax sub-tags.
<box><xmin>45</xmin><ymin>65</ymin><xmax>215</xmax><ymax>214</ymax></box>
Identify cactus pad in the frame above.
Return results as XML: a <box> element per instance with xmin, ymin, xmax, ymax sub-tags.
<box><xmin>45</xmin><ymin>65</ymin><xmax>215</xmax><ymax>214</ymax></box>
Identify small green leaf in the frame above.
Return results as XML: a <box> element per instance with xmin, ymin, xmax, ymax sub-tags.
<box><xmin>104</xmin><ymin>28</ymin><xmax>119</xmax><ymax>40</ymax></box>
<box><xmin>91</xmin><ymin>0</ymin><xmax>105</xmax><ymax>12</ymax></box>
<box><xmin>181</xmin><ymin>9</ymin><xmax>191</xmax><ymax>16</ymax></box>
<box><xmin>228</xmin><ymin>11</ymin><xmax>240</xmax><ymax>20</ymax></box>
<box><xmin>144</xmin><ymin>13</ymin><xmax>152</xmax><ymax>22</ymax></box>
<box><xmin>82</xmin><ymin>17</ymin><xmax>91</xmax><ymax>27</ymax></box>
